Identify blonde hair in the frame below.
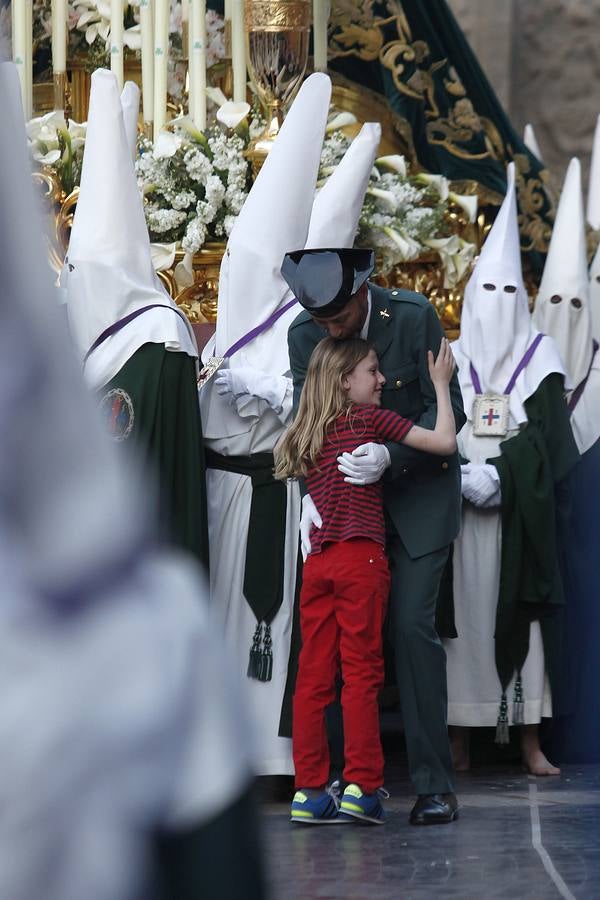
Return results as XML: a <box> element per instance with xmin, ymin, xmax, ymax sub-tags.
<box><xmin>274</xmin><ymin>337</ymin><xmax>372</xmax><ymax>479</ymax></box>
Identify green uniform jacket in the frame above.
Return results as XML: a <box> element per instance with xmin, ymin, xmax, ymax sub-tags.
<box><xmin>288</xmin><ymin>283</ymin><xmax>467</xmax><ymax>558</ymax></box>
<box><xmin>101</xmin><ymin>342</ymin><xmax>209</xmax><ymax>568</ymax></box>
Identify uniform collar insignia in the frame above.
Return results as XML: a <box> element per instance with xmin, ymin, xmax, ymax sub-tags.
<box><xmin>379</xmin><ymin>308</ymin><xmax>390</xmax><ymax>319</ymax></box>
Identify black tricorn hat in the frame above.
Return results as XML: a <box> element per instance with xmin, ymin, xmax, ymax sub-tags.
<box><xmin>281</xmin><ymin>248</ymin><xmax>375</xmax><ymax>317</ymax></box>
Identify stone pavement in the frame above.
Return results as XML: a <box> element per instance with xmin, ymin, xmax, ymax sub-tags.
<box><xmin>258</xmin><ymin>754</ymin><xmax>600</xmax><ymax>899</ymax></box>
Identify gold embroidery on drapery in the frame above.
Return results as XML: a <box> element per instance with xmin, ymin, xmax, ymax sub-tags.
<box><xmin>328</xmin><ymin>1</ymin><xmax>554</xmax><ymax>253</ymax></box>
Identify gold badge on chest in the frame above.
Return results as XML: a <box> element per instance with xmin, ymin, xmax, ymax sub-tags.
<box><xmin>472</xmin><ymin>394</ymin><xmax>510</xmax><ymax>437</ymax></box>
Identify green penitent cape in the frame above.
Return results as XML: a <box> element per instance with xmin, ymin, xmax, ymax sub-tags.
<box><xmin>101</xmin><ymin>343</ymin><xmax>209</xmax><ymax>568</ymax></box>
<box><xmin>488</xmin><ymin>374</ymin><xmax>579</xmax><ymax>702</ymax></box>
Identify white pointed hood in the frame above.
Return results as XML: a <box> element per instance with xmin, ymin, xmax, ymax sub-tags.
<box><xmin>454</xmin><ymin>162</ymin><xmax>566</xmax><ymax>426</ymax></box>
<box><xmin>0</xmin><ymin>62</ymin><xmax>145</xmax><ymax>600</ymax></box>
<box><xmin>534</xmin><ymin>157</ymin><xmax>600</xmax><ymax>453</ymax></box>
<box><xmin>587</xmin><ymin>113</ymin><xmax>600</xmax><ymax>230</ymax></box>
<box><xmin>588</xmin><ymin>241</ymin><xmax>600</xmax><ymax>341</ymax></box>
<box><xmin>120</xmin><ymin>80</ymin><xmax>140</xmax><ymax>162</ymax></box>
<box><xmin>212</xmin><ymin>73</ymin><xmax>332</xmax><ymax>375</ymax></box>
<box><xmin>62</xmin><ymin>69</ymin><xmax>196</xmax><ymax>389</ymax></box>
<box><xmin>533</xmin><ymin>158</ymin><xmax>593</xmax><ymax>388</ymax></box>
<box><xmin>523</xmin><ymin>123</ymin><xmax>543</xmax><ymax>163</ymax></box>
<box><xmin>305</xmin><ymin>122</ymin><xmax>381</xmax><ymax>247</ymax></box>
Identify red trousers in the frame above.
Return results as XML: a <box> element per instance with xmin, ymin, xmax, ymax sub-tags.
<box><xmin>293</xmin><ymin>539</ymin><xmax>390</xmax><ymax>793</ymax></box>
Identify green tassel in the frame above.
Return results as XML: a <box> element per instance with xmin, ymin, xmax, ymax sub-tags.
<box><xmin>495</xmin><ymin>693</ymin><xmax>510</xmax><ymax>744</ymax></box>
<box><xmin>259</xmin><ymin>624</ymin><xmax>273</xmax><ymax>682</ymax></box>
<box><xmin>512</xmin><ymin>674</ymin><xmax>524</xmax><ymax>725</ymax></box>
<box><xmin>247</xmin><ymin>623</ymin><xmax>263</xmax><ymax>680</ymax></box>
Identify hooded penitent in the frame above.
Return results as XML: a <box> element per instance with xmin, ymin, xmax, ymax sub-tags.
<box><xmin>62</xmin><ymin>68</ymin><xmax>196</xmax><ymax>389</ymax></box>
<box><xmin>211</xmin><ymin>73</ymin><xmax>332</xmax><ymax>376</ymax></box>
<box><xmin>120</xmin><ymin>80</ymin><xmax>140</xmax><ymax>162</ymax></box>
<box><xmin>0</xmin><ymin>60</ymin><xmax>144</xmax><ymax>600</ymax></box>
<box><xmin>453</xmin><ymin>161</ymin><xmax>566</xmax><ymax>427</ymax></box>
<box><xmin>305</xmin><ymin>122</ymin><xmax>381</xmax><ymax>247</ymax></box>
<box><xmin>534</xmin><ymin>158</ymin><xmax>600</xmax><ymax>454</ymax></box>
<box><xmin>587</xmin><ymin>113</ymin><xmax>600</xmax><ymax>230</ymax></box>
<box><xmin>523</xmin><ymin>123</ymin><xmax>543</xmax><ymax>163</ymax></box>
<box><xmin>588</xmin><ymin>241</ymin><xmax>600</xmax><ymax>342</ymax></box>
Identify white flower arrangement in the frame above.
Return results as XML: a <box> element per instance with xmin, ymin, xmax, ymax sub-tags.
<box><xmin>318</xmin><ymin>129</ymin><xmax>477</xmax><ymax>287</ymax></box>
<box><xmin>26</xmin><ymin>110</ymin><xmax>86</xmax><ymax>194</ymax></box>
<box><xmin>28</xmin><ymin>100</ymin><xmax>476</xmax><ymax>287</ymax></box>
<box><xmin>135</xmin><ymin>120</ymin><xmax>250</xmax><ymax>252</ymax></box>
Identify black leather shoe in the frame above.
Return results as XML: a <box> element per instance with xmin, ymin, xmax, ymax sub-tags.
<box><xmin>409</xmin><ymin>793</ymin><xmax>459</xmax><ymax>825</ymax></box>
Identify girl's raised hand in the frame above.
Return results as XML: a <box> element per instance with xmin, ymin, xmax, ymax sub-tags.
<box><xmin>427</xmin><ymin>338</ymin><xmax>456</xmax><ymax>386</ymax></box>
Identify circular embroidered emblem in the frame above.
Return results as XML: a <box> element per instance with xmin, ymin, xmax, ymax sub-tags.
<box><xmin>99</xmin><ymin>388</ymin><xmax>135</xmax><ymax>441</ymax></box>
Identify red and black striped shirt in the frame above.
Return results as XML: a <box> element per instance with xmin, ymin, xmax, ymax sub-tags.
<box><xmin>305</xmin><ymin>405</ymin><xmax>413</xmax><ymax>554</ymax></box>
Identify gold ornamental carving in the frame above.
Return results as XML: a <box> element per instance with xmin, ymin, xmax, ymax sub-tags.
<box><xmin>245</xmin><ymin>0</ymin><xmax>310</xmax><ymax>32</ymax></box>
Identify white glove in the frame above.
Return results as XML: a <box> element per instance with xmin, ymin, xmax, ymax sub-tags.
<box><xmin>337</xmin><ymin>442</ymin><xmax>391</xmax><ymax>486</ymax></box>
<box><xmin>300</xmin><ymin>494</ymin><xmax>322</xmax><ymax>561</ymax></box>
<box><xmin>214</xmin><ymin>366</ymin><xmax>288</xmax><ymax>413</ymax></box>
<box><xmin>461</xmin><ymin>463</ymin><xmax>501</xmax><ymax>508</ymax></box>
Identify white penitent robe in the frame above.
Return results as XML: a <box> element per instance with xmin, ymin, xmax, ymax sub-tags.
<box><xmin>445</xmin><ymin>421</ymin><xmax>552</xmax><ymax>726</ymax></box>
<box><xmin>200</xmin><ymin>382</ymin><xmax>298</xmax><ymax>776</ymax></box>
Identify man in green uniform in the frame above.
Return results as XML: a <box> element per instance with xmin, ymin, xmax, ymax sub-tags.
<box><xmin>62</xmin><ymin>69</ymin><xmax>208</xmax><ymax>566</ymax></box>
<box><xmin>282</xmin><ymin>248</ymin><xmax>466</xmax><ymax>825</ymax></box>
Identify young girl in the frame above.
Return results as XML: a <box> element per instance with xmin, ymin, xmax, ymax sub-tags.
<box><xmin>274</xmin><ymin>336</ymin><xmax>457</xmax><ymax>825</ymax></box>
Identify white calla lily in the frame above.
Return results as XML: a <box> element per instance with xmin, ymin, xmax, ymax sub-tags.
<box><xmin>32</xmin><ymin>147</ymin><xmax>62</xmax><ymax>165</ymax></box>
<box><xmin>206</xmin><ymin>86</ymin><xmax>229</xmax><ymax>107</ymax></box>
<box><xmin>96</xmin><ymin>0</ymin><xmax>112</xmax><ymax>20</ymax></box>
<box><xmin>26</xmin><ymin>110</ymin><xmax>66</xmax><ymax>142</ymax></box>
<box><xmin>153</xmin><ymin>131</ymin><xmax>183</xmax><ymax>159</ymax></box>
<box><xmin>325</xmin><ymin>111</ymin><xmax>357</xmax><ymax>133</ymax></box>
<box><xmin>415</xmin><ymin>172</ymin><xmax>449</xmax><ymax>200</ymax></box>
<box><xmin>376</xmin><ymin>154</ymin><xmax>406</xmax><ymax>177</ymax></box>
<box><xmin>150</xmin><ymin>242</ymin><xmax>177</xmax><ymax>272</ymax></box>
<box><xmin>448</xmin><ymin>191</ymin><xmax>478</xmax><ymax>223</ymax></box>
<box><xmin>216</xmin><ymin>101</ymin><xmax>250</xmax><ymax>129</ymax></box>
<box><xmin>124</xmin><ymin>26</ymin><xmax>141</xmax><ymax>51</ymax></box>
<box><xmin>68</xmin><ymin>119</ymin><xmax>87</xmax><ymax>139</ymax></box>
<box><xmin>383</xmin><ymin>225</ymin><xmax>421</xmax><ymax>259</ymax></box>
<box><xmin>424</xmin><ymin>234</ymin><xmax>476</xmax><ymax>287</ymax></box>
<box><xmin>173</xmin><ymin>251</ymin><xmax>195</xmax><ymax>291</ymax></box>
<box><xmin>367</xmin><ymin>186</ymin><xmax>397</xmax><ymax>209</ymax></box>
<box><xmin>76</xmin><ymin>10</ymin><xmax>97</xmax><ymax>27</ymax></box>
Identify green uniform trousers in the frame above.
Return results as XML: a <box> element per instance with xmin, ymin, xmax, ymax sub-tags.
<box><xmin>387</xmin><ymin>534</ymin><xmax>454</xmax><ymax>795</ymax></box>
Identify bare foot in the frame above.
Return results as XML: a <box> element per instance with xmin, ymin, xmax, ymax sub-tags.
<box><xmin>449</xmin><ymin>725</ymin><xmax>471</xmax><ymax>772</ymax></box>
<box><xmin>521</xmin><ymin>725</ymin><xmax>560</xmax><ymax>776</ymax></box>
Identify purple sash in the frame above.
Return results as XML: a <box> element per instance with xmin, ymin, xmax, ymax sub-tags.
<box><xmin>469</xmin><ymin>333</ymin><xmax>544</xmax><ymax>396</ymax></box>
<box><xmin>568</xmin><ymin>340</ymin><xmax>599</xmax><ymax>414</ymax></box>
<box><xmin>224</xmin><ymin>297</ymin><xmax>298</xmax><ymax>358</ymax></box>
<box><xmin>83</xmin><ymin>303</ymin><xmax>189</xmax><ymax>364</ymax></box>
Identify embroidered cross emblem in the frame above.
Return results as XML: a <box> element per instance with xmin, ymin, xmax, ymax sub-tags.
<box><xmin>483</xmin><ymin>408</ymin><xmax>500</xmax><ymax>426</ymax></box>
<box><xmin>379</xmin><ymin>308</ymin><xmax>390</xmax><ymax>319</ymax></box>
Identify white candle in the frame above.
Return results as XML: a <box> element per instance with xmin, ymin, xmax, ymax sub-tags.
<box><xmin>182</xmin><ymin>0</ymin><xmax>189</xmax><ymax>23</ymax></box>
<box><xmin>190</xmin><ymin>0</ymin><xmax>206</xmax><ymax>131</ymax></box>
<box><xmin>110</xmin><ymin>0</ymin><xmax>124</xmax><ymax>90</ymax></box>
<box><xmin>231</xmin><ymin>0</ymin><xmax>246</xmax><ymax>103</ymax></box>
<box><xmin>312</xmin><ymin>0</ymin><xmax>329</xmax><ymax>72</ymax></box>
<box><xmin>12</xmin><ymin>0</ymin><xmax>28</xmax><ymax>114</ymax></box>
<box><xmin>153</xmin><ymin>0</ymin><xmax>170</xmax><ymax>132</ymax></box>
<box><xmin>224</xmin><ymin>0</ymin><xmax>232</xmax><ymax>20</ymax></box>
<box><xmin>140</xmin><ymin>0</ymin><xmax>154</xmax><ymax>123</ymax></box>
<box><xmin>25</xmin><ymin>0</ymin><xmax>33</xmax><ymax>118</ymax></box>
<box><xmin>51</xmin><ymin>0</ymin><xmax>67</xmax><ymax>72</ymax></box>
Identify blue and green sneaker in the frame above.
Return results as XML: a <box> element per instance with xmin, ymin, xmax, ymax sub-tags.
<box><xmin>290</xmin><ymin>781</ymin><xmax>345</xmax><ymax>824</ymax></box>
<box><xmin>339</xmin><ymin>783</ymin><xmax>389</xmax><ymax>825</ymax></box>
